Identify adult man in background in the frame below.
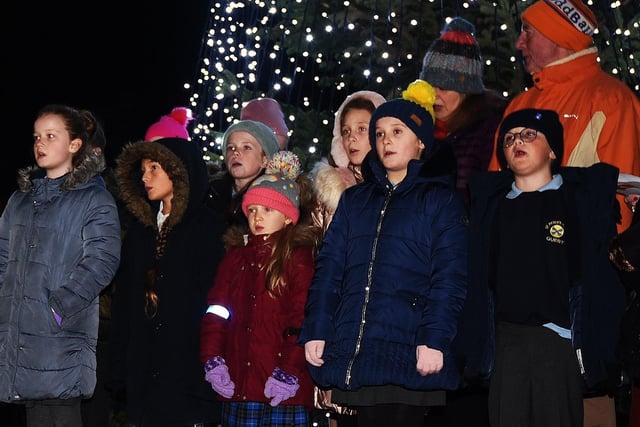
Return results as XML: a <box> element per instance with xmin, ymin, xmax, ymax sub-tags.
<box><xmin>489</xmin><ymin>0</ymin><xmax>640</xmax><ymax>233</ymax></box>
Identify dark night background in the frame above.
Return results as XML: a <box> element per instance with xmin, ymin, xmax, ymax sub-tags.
<box><xmin>2</xmin><ymin>0</ymin><xmax>209</xmax><ymax>205</ymax></box>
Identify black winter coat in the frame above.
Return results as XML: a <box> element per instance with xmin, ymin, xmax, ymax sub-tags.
<box><xmin>207</xmin><ymin>171</ymin><xmax>250</xmax><ymax>229</ymax></box>
<box><xmin>462</xmin><ymin>163</ymin><xmax>626</xmax><ymax>390</ymax></box>
<box><xmin>109</xmin><ymin>138</ymin><xmax>225</xmax><ymax>426</ymax></box>
<box><xmin>612</xmin><ymin>208</ymin><xmax>640</xmax><ymax>381</ymax></box>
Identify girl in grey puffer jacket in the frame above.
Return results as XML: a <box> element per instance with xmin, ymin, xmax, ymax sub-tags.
<box><xmin>0</xmin><ymin>104</ymin><xmax>121</xmax><ymax>426</ymax></box>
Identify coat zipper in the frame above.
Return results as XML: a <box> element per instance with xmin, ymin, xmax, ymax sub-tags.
<box><xmin>344</xmin><ymin>184</ymin><xmax>393</xmax><ymax>386</ymax></box>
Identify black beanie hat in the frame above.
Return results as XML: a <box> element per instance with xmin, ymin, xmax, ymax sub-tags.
<box><xmin>419</xmin><ymin>17</ymin><xmax>484</xmax><ymax>94</ymax></box>
<box><xmin>497</xmin><ymin>108</ymin><xmax>564</xmax><ymax>172</ymax></box>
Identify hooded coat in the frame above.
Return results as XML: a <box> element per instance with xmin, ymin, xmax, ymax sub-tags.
<box><xmin>109</xmin><ymin>138</ymin><xmax>225</xmax><ymax>426</ymax></box>
<box><xmin>0</xmin><ymin>152</ymin><xmax>121</xmax><ymax>402</ymax></box>
<box><xmin>310</xmin><ymin>90</ymin><xmax>386</xmax><ymax>232</ymax></box>
<box><xmin>299</xmin><ymin>152</ymin><xmax>468</xmax><ymax>392</ymax></box>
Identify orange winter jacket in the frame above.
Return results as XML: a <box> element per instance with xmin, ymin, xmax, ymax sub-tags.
<box><xmin>490</xmin><ymin>48</ymin><xmax>640</xmax><ymax>231</ymax></box>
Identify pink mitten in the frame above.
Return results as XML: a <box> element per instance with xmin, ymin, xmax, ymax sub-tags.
<box><xmin>204</xmin><ymin>357</ymin><xmax>235</xmax><ymax>399</ymax></box>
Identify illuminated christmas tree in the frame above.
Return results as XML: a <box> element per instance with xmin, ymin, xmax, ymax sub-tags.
<box><xmin>187</xmin><ymin>0</ymin><xmax>639</xmax><ymax>169</ymax></box>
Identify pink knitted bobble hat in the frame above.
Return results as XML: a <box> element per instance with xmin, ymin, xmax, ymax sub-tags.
<box><xmin>145</xmin><ymin>107</ymin><xmax>194</xmax><ymax>141</ymax></box>
<box><xmin>242</xmin><ymin>151</ymin><xmax>302</xmax><ymax>225</ymax></box>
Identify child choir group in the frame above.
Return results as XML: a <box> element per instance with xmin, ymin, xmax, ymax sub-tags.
<box><xmin>1</xmin><ymin>1</ymin><xmax>640</xmax><ymax>427</ymax></box>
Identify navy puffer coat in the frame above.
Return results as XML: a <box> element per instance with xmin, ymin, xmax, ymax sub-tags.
<box><xmin>299</xmin><ymin>153</ymin><xmax>468</xmax><ymax>391</ymax></box>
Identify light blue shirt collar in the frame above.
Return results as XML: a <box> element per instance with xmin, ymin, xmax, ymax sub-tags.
<box><xmin>506</xmin><ymin>174</ymin><xmax>563</xmax><ymax>199</ymax></box>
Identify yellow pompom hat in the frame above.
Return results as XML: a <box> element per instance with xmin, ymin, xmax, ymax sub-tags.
<box><xmin>369</xmin><ymin>80</ymin><xmax>436</xmax><ymax>152</ymax></box>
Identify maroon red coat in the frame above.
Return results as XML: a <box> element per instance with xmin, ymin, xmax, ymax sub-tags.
<box><xmin>200</xmin><ymin>231</ymin><xmax>316</xmax><ymax>410</ymax></box>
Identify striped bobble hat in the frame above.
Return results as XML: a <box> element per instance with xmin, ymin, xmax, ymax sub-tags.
<box><xmin>242</xmin><ymin>151</ymin><xmax>302</xmax><ymax>225</ymax></box>
<box><xmin>419</xmin><ymin>17</ymin><xmax>484</xmax><ymax>94</ymax></box>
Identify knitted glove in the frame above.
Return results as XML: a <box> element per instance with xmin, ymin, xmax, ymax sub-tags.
<box><xmin>204</xmin><ymin>356</ymin><xmax>235</xmax><ymax>399</ymax></box>
<box><xmin>264</xmin><ymin>367</ymin><xmax>300</xmax><ymax>406</ymax></box>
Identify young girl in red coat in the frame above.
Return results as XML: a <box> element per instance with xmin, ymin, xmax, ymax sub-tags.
<box><xmin>200</xmin><ymin>151</ymin><xmax>322</xmax><ymax>426</ymax></box>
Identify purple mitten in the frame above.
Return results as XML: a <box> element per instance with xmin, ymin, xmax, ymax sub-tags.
<box><xmin>264</xmin><ymin>367</ymin><xmax>300</xmax><ymax>406</ymax></box>
<box><xmin>204</xmin><ymin>357</ymin><xmax>235</xmax><ymax>399</ymax></box>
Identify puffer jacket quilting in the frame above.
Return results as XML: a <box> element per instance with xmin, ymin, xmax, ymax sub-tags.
<box><xmin>0</xmin><ymin>153</ymin><xmax>121</xmax><ymax>401</ymax></box>
<box><xmin>299</xmin><ymin>156</ymin><xmax>468</xmax><ymax>391</ymax></box>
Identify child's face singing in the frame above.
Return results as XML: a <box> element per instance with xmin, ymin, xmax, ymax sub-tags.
<box><xmin>141</xmin><ymin>159</ymin><xmax>174</xmax><ymax>206</ymax></box>
<box><xmin>341</xmin><ymin>107</ymin><xmax>373</xmax><ymax>167</ymax></box>
<box><xmin>502</xmin><ymin>126</ymin><xmax>556</xmax><ymax>176</ymax></box>
<box><xmin>246</xmin><ymin>204</ymin><xmax>292</xmax><ymax>236</ymax></box>
<box><xmin>374</xmin><ymin>116</ymin><xmax>424</xmax><ymax>183</ymax></box>
<box><xmin>224</xmin><ymin>131</ymin><xmax>268</xmax><ymax>181</ymax></box>
<box><xmin>33</xmin><ymin>113</ymin><xmax>81</xmax><ymax>179</ymax></box>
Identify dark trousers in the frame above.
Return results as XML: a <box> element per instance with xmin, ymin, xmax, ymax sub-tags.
<box><xmin>82</xmin><ymin>339</ymin><xmax>109</xmax><ymax>427</ymax></box>
<box><xmin>127</xmin><ymin>424</ymin><xmax>213</xmax><ymax>427</ymax></box>
<box><xmin>25</xmin><ymin>398</ymin><xmax>82</xmax><ymax>427</ymax></box>
<box><xmin>355</xmin><ymin>403</ymin><xmax>425</xmax><ymax>427</ymax></box>
<box><xmin>489</xmin><ymin>321</ymin><xmax>583</xmax><ymax>427</ymax></box>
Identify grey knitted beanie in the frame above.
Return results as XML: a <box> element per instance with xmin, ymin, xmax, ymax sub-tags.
<box><xmin>419</xmin><ymin>17</ymin><xmax>484</xmax><ymax>94</ymax></box>
<box><xmin>221</xmin><ymin>120</ymin><xmax>280</xmax><ymax>159</ymax></box>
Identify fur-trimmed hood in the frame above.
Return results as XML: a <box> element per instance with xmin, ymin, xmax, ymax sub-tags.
<box><xmin>16</xmin><ymin>151</ymin><xmax>106</xmax><ymax>193</ymax></box>
<box><xmin>310</xmin><ymin>159</ymin><xmax>356</xmax><ymax>215</ymax></box>
<box><xmin>115</xmin><ymin>138</ymin><xmax>209</xmax><ymax>230</ymax></box>
<box><xmin>330</xmin><ymin>90</ymin><xmax>386</xmax><ymax>168</ymax></box>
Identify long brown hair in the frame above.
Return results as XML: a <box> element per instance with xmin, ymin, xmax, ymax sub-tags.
<box><xmin>265</xmin><ymin>223</ymin><xmax>322</xmax><ymax>296</ymax></box>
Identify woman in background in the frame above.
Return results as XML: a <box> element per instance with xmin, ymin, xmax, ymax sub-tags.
<box><xmin>419</xmin><ymin>16</ymin><xmax>507</xmax><ymax>210</ymax></box>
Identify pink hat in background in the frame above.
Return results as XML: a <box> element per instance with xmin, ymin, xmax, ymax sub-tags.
<box><xmin>240</xmin><ymin>98</ymin><xmax>289</xmax><ymax>149</ymax></box>
<box><xmin>145</xmin><ymin>107</ymin><xmax>194</xmax><ymax>141</ymax></box>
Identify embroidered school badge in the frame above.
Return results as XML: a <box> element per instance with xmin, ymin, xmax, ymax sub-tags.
<box><xmin>545</xmin><ymin>220</ymin><xmax>565</xmax><ymax>244</ymax></box>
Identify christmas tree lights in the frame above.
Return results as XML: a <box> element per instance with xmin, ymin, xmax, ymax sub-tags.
<box><xmin>187</xmin><ymin>0</ymin><xmax>640</xmax><ymax>169</ymax></box>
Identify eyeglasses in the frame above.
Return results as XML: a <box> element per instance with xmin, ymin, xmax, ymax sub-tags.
<box><xmin>503</xmin><ymin>128</ymin><xmax>538</xmax><ymax>148</ymax></box>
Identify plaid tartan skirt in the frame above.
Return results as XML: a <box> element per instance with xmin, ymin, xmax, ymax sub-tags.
<box><xmin>220</xmin><ymin>401</ymin><xmax>310</xmax><ymax>426</ymax></box>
